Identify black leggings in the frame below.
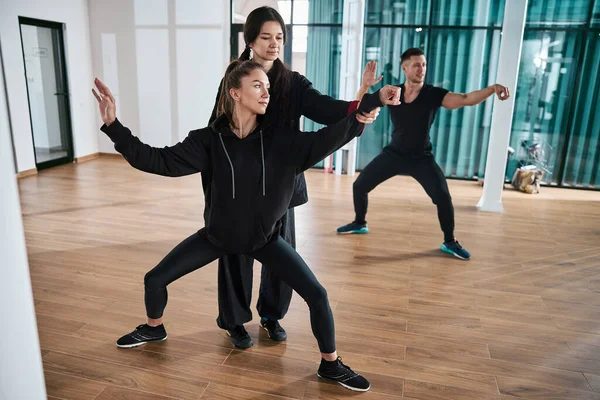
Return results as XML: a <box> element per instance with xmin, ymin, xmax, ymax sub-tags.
<box><xmin>143</xmin><ymin>229</ymin><xmax>336</xmax><ymax>353</ymax></box>
<box><xmin>216</xmin><ymin>209</ymin><xmax>294</xmax><ymax>330</ymax></box>
<box><xmin>353</xmin><ymin>149</ymin><xmax>455</xmax><ymax>242</ymax></box>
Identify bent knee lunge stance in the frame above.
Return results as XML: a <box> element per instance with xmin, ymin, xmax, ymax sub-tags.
<box><xmin>92</xmin><ymin>59</ymin><xmax>398</xmax><ymax>390</ymax></box>
<box><xmin>251</xmin><ymin>236</ymin><xmax>369</xmax><ymax>391</ymax></box>
<box><xmin>338</xmin><ymin>48</ymin><xmax>510</xmax><ymax>260</ymax></box>
<box><xmin>117</xmin><ymin>231</ymin><xmax>224</xmax><ymax>348</ymax></box>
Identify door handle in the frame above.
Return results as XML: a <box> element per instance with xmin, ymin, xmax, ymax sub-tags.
<box><xmin>54</xmin><ymin>92</ymin><xmax>68</xmax><ymax>96</ymax></box>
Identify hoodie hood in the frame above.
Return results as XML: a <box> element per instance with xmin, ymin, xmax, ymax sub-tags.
<box><xmin>209</xmin><ymin>114</ymin><xmax>266</xmax><ymax>138</ymax></box>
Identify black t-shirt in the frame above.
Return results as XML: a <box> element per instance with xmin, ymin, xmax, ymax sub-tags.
<box><xmin>387</xmin><ymin>83</ymin><xmax>449</xmax><ymax>156</ymax></box>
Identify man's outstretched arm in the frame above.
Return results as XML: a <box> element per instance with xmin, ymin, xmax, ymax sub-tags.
<box><xmin>442</xmin><ymin>84</ymin><xmax>510</xmax><ymax>110</ymax></box>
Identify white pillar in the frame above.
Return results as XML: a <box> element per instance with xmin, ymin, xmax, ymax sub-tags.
<box><xmin>477</xmin><ymin>0</ymin><xmax>528</xmax><ymax>212</ymax></box>
<box><xmin>333</xmin><ymin>0</ymin><xmax>365</xmax><ymax>176</ymax></box>
<box><xmin>0</xmin><ymin>45</ymin><xmax>47</xmax><ymax>399</ymax></box>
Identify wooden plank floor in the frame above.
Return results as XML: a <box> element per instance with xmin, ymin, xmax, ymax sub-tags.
<box><xmin>20</xmin><ymin>157</ymin><xmax>600</xmax><ymax>400</ymax></box>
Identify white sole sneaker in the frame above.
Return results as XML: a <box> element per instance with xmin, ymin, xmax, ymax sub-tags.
<box><xmin>116</xmin><ymin>334</ymin><xmax>167</xmax><ymax>348</ymax></box>
<box><xmin>337</xmin><ymin>228</ymin><xmax>369</xmax><ymax>235</ymax></box>
<box><xmin>317</xmin><ymin>373</ymin><xmax>371</xmax><ymax>392</ymax></box>
<box><xmin>440</xmin><ymin>245</ymin><xmax>471</xmax><ymax>260</ymax></box>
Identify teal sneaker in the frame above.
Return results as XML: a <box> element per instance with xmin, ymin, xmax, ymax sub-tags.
<box><xmin>440</xmin><ymin>240</ymin><xmax>471</xmax><ymax>260</ymax></box>
<box><xmin>337</xmin><ymin>222</ymin><xmax>369</xmax><ymax>234</ymax></box>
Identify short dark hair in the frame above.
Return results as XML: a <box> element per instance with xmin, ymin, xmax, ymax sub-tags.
<box><xmin>401</xmin><ymin>48</ymin><xmax>425</xmax><ymax>64</ymax></box>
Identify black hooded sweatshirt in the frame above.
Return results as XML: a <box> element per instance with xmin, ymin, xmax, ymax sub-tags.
<box><xmin>208</xmin><ymin>71</ymin><xmax>355</xmax><ymax>208</ymax></box>
<box><xmin>101</xmin><ymin>91</ymin><xmax>382</xmax><ymax>254</ymax></box>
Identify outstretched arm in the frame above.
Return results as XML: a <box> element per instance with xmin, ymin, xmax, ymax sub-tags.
<box><xmin>93</xmin><ymin>78</ymin><xmax>208</xmax><ymax>176</ymax></box>
<box><xmin>298</xmin><ymin>73</ymin><xmax>379</xmax><ymax>126</ymax></box>
<box><xmin>294</xmin><ymin>86</ymin><xmax>400</xmax><ymax>172</ymax></box>
<box><xmin>442</xmin><ymin>84</ymin><xmax>510</xmax><ymax>110</ymax></box>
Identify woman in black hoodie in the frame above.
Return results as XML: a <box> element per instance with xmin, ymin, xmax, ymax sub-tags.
<box><xmin>93</xmin><ymin>61</ymin><xmax>399</xmax><ymax>391</ymax></box>
<box><xmin>210</xmin><ymin>6</ymin><xmax>383</xmax><ymax>349</ymax></box>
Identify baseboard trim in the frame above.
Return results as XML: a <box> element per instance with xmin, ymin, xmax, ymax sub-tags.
<box><xmin>73</xmin><ymin>152</ymin><xmax>123</xmax><ymax>162</ymax></box>
<box><xmin>99</xmin><ymin>152</ymin><xmax>123</xmax><ymax>159</ymax></box>
<box><xmin>17</xmin><ymin>153</ymin><xmax>123</xmax><ymax>178</ymax></box>
<box><xmin>74</xmin><ymin>153</ymin><xmax>100</xmax><ymax>163</ymax></box>
<box><xmin>16</xmin><ymin>168</ymin><xmax>38</xmax><ymax>179</ymax></box>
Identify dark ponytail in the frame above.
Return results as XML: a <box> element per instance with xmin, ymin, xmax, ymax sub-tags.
<box><xmin>216</xmin><ymin>60</ymin><xmax>265</xmax><ymax>129</ymax></box>
<box><xmin>240</xmin><ymin>7</ymin><xmax>291</xmax><ymax>125</ymax></box>
<box><xmin>267</xmin><ymin>58</ymin><xmax>290</xmax><ymax>121</ymax></box>
<box><xmin>238</xmin><ymin>46</ymin><xmax>251</xmax><ymax>61</ymax></box>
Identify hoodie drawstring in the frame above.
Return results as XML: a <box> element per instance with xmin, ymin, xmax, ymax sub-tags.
<box><xmin>218</xmin><ymin>132</ymin><xmax>235</xmax><ymax>199</ymax></box>
<box><xmin>260</xmin><ymin>130</ymin><xmax>265</xmax><ymax>196</ymax></box>
<box><xmin>218</xmin><ymin>130</ymin><xmax>266</xmax><ymax>199</ymax></box>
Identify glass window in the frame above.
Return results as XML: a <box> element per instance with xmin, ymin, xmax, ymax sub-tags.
<box><xmin>427</xmin><ymin>29</ymin><xmax>502</xmax><ymax>178</ymax></box>
<box><xmin>508</xmin><ymin>30</ymin><xmax>582</xmax><ymax>184</ymax></box>
<box><xmin>526</xmin><ymin>0</ymin><xmax>591</xmax><ymax>26</ymax></box>
<box><xmin>431</xmin><ymin>0</ymin><xmax>505</xmax><ymax>27</ymax></box>
<box><xmin>561</xmin><ymin>32</ymin><xmax>600</xmax><ymax>188</ymax></box>
<box><xmin>592</xmin><ymin>0</ymin><xmax>600</xmax><ymax>26</ymax></box>
<box><xmin>365</xmin><ymin>0</ymin><xmax>432</xmax><ymax>26</ymax></box>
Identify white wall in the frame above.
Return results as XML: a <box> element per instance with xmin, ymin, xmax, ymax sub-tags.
<box><xmin>0</xmin><ymin>0</ymin><xmax>99</xmax><ymax>172</ymax></box>
<box><xmin>0</xmin><ymin>32</ymin><xmax>47</xmax><ymax>399</ymax></box>
<box><xmin>88</xmin><ymin>0</ymin><xmax>230</xmax><ymax>153</ymax></box>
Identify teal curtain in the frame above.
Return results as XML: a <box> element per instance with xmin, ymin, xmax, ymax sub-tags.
<box><xmin>304</xmin><ymin>1</ymin><xmax>343</xmax><ymax>168</ymax></box>
<box><xmin>303</xmin><ymin>0</ymin><xmax>343</xmax><ymax>24</ymax></box>
<box><xmin>304</xmin><ymin>25</ymin><xmax>342</xmax><ymax>133</ymax></box>
<box><xmin>428</xmin><ymin>28</ymin><xmax>501</xmax><ymax>178</ymax></box>
<box><xmin>358</xmin><ymin>0</ymin><xmax>504</xmax><ymax>177</ymax></box>
<box><xmin>561</xmin><ymin>33</ymin><xmax>600</xmax><ymax>187</ymax></box>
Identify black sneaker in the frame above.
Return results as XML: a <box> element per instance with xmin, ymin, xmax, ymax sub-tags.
<box><xmin>226</xmin><ymin>325</ymin><xmax>253</xmax><ymax>349</ymax></box>
<box><xmin>317</xmin><ymin>357</ymin><xmax>370</xmax><ymax>392</ymax></box>
<box><xmin>260</xmin><ymin>317</ymin><xmax>287</xmax><ymax>342</ymax></box>
<box><xmin>116</xmin><ymin>324</ymin><xmax>167</xmax><ymax>348</ymax></box>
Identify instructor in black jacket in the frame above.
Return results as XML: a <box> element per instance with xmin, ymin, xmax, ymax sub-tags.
<box><xmin>208</xmin><ymin>6</ymin><xmax>381</xmax><ymax>349</ymax></box>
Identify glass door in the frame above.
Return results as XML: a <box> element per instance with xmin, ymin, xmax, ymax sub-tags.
<box><xmin>19</xmin><ymin>17</ymin><xmax>73</xmax><ymax>169</ymax></box>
